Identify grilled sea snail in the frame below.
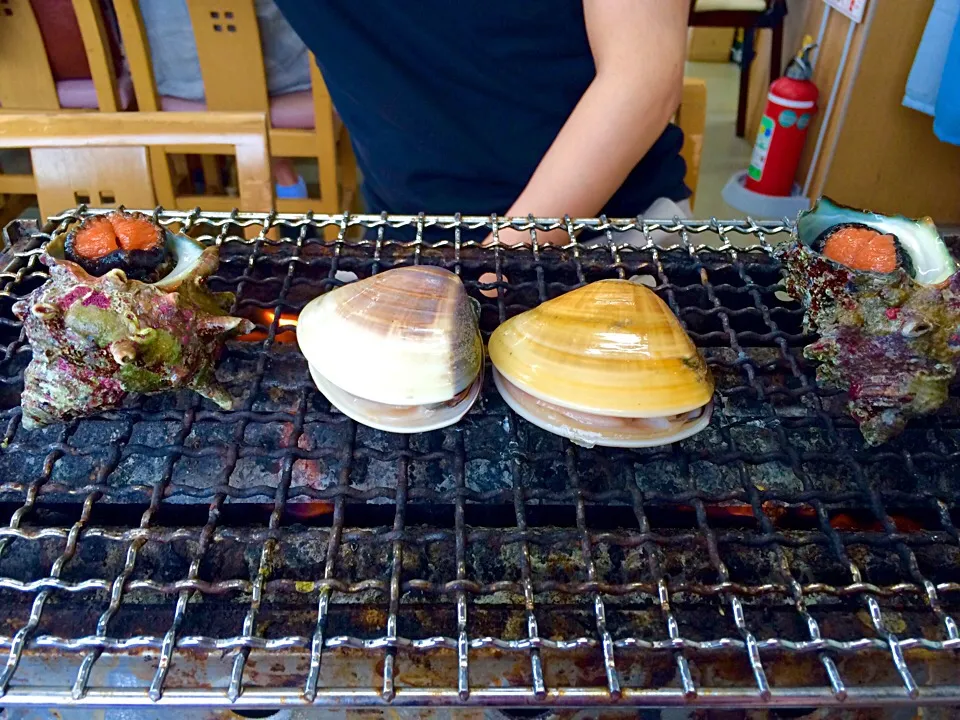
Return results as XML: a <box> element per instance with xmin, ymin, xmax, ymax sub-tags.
<box><xmin>64</xmin><ymin>210</ymin><xmax>171</xmax><ymax>282</ymax></box>
<box><xmin>488</xmin><ymin>279</ymin><xmax>714</xmax><ymax>448</ymax></box>
<box><xmin>13</xmin><ymin>213</ymin><xmax>252</xmax><ymax>428</ymax></box>
<box><xmin>778</xmin><ymin>197</ymin><xmax>960</xmax><ymax>445</ymax></box>
<box><xmin>298</xmin><ymin>266</ymin><xmax>483</xmax><ymax>432</ymax></box>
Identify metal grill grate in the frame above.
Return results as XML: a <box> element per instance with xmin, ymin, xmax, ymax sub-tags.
<box><xmin>0</xmin><ymin>208</ymin><xmax>958</xmax><ymax>710</ymax></box>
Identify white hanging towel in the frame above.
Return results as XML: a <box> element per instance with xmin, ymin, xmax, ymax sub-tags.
<box><xmin>903</xmin><ymin>0</ymin><xmax>960</xmax><ymax>116</ymax></box>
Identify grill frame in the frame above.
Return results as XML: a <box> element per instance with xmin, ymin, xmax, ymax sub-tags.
<box><xmin>0</xmin><ymin>208</ymin><xmax>958</xmax><ymax>710</ymax></box>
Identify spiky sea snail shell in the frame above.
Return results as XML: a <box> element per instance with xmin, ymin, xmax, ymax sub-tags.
<box><xmin>297</xmin><ymin>266</ymin><xmax>484</xmax><ymax>433</ymax></box>
<box><xmin>778</xmin><ymin>197</ymin><xmax>960</xmax><ymax>445</ymax></box>
<box><xmin>488</xmin><ymin>279</ymin><xmax>715</xmax><ymax>448</ymax></box>
<box><xmin>12</xmin><ymin>214</ymin><xmax>252</xmax><ymax>429</ymax></box>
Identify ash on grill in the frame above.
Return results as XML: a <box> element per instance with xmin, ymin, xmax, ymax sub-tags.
<box><xmin>0</xmin><ymin>209</ymin><xmax>958</xmax><ymax>711</ymax></box>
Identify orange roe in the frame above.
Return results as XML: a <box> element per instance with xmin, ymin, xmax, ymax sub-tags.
<box><xmin>72</xmin><ymin>213</ymin><xmax>161</xmax><ymax>259</ymax></box>
<box><xmin>71</xmin><ymin>216</ymin><xmax>119</xmax><ymax>260</ymax></box>
<box><xmin>822</xmin><ymin>226</ymin><xmax>898</xmax><ymax>273</ymax></box>
<box><xmin>110</xmin><ymin>213</ymin><xmax>161</xmax><ymax>251</ymax></box>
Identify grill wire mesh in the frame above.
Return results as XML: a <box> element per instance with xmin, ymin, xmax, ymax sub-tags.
<box><xmin>0</xmin><ymin>208</ymin><xmax>958</xmax><ymax>710</ymax></box>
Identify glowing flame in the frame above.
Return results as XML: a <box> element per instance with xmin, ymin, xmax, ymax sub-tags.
<box><xmin>828</xmin><ymin>513</ymin><xmax>923</xmax><ymax>533</ymax></box>
<box><xmin>267</xmin><ymin>310</ymin><xmax>299</xmax><ymax>328</ymax></box>
<box><xmin>700</xmin><ymin>503</ymin><xmax>924</xmax><ymax>533</ymax></box>
<box><xmin>285</xmin><ymin>502</ymin><xmax>335</xmax><ymax>520</ymax></box>
<box><xmin>237</xmin><ymin>308</ymin><xmax>299</xmax><ymax>343</ymax></box>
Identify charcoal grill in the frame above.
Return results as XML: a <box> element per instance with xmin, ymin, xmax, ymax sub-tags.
<box><xmin>0</xmin><ymin>207</ymin><xmax>959</xmax><ymax>711</ymax></box>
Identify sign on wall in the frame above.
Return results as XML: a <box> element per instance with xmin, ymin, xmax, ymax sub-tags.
<box><xmin>822</xmin><ymin>0</ymin><xmax>868</xmax><ymax>23</ymax></box>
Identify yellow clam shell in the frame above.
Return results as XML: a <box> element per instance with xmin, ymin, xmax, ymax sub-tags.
<box><xmin>489</xmin><ymin>279</ymin><xmax>714</xmax><ymax>445</ymax></box>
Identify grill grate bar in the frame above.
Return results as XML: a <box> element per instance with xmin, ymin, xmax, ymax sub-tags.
<box><xmin>567</xmin><ymin>445</ymin><xmax>622</xmax><ymax>697</ymax></box>
<box><xmin>508</xmin><ymin>431</ymin><xmax>546</xmax><ymax>698</ymax></box>
<box><xmin>227</xmin><ymin>214</ymin><xmax>310</xmax><ymax>702</ymax></box>
<box><xmin>629</xmin><ymin>482</ymin><xmax>697</xmax><ymax>698</ymax></box>
<box><xmin>5</xmin><ymin>629</ymin><xmax>960</xmax><ymax>654</ymax></box>
<box><xmin>811</xmin><ymin>412</ymin><xmax>922</xmax><ymax>698</ymax></box>
<box><xmin>303</xmin><ymin>422</ymin><xmax>357</xmax><ymax>701</ymax></box>
<box><xmin>453</xmin><ymin>407</ymin><xmax>471</xmax><ymax>699</ymax></box>
<box><xmin>147</xmin><ymin>214</ymin><xmax>237</xmax><ymax>702</ymax></box>
<box><xmin>685</xmin><ymin>221</ymin><xmax>772</xmax><ymax>699</ymax></box>
<box><xmin>0</xmin><ymin>410</ymin><xmax>87</xmax><ymax>698</ymax></box>
<box><xmin>303</xmin><ymin>214</ymin><xmax>358</xmax><ymax>702</ymax></box>
<box><xmin>0</xmin><ymin>490</ymin><xmax>97</xmax><ymax>697</ymax></box>
<box><xmin>450</xmin><ymin>214</ymin><xmax>471</xmax><ymax>699</ymax></box>
<box><xmin>71</xmin><ymin>401</ymin><xmax>199</xmax><ymax>700</ymax></box>
<box><xmin>381</xmin><ymin>435</ymin><xmax>410</xmax><ymax>701</ymax></box>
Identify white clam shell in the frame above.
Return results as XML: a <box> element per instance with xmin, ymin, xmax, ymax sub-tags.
<box><xmin>298</xmin><ymin>266</ymin><xmax>483</xmax><ymax>430</ymax></box>
<box><xmin>310</xmin><ymin>362</ymin><xmax>482</xmax><ymax>433</ymax></box>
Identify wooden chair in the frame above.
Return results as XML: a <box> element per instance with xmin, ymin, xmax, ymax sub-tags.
<box><xmin>112</xmin><ymin>0</ymin><xmax>355</xmax><ymax>218</ymax></box>
<box><xmin>676</xmin><ymin>77</ymin><xmax>708</xmax><ymax>211</ymax></box>
<box><xmin>689</xmin><ymin>0</ymin><xmax>787</xmax><ymax>138</ymax></box>
<box><xmin>0</xmin><ymin>0</ymin><xmax>131</xmax><ymax>222</ymax></box>
<box><xmin>0</xmin><ymin>112</ymin><xmax>273</xmax><ymax>221</ymax></box>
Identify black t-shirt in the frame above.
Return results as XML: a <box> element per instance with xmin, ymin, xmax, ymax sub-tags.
<box><xmin>273</xmin><ymin>0</ymin><xmax>689</xmax><ymax>219</ymax></box>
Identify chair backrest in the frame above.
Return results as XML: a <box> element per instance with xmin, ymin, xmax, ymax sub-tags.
<box><xmin>676</xmin><ymin>77</ymin><xmax>708</xmax><ymax>210</ymax></box>
<box><xmin>0</xmin><ymin>112</ymin><xmax>273</xmax><ymax>219</ymax></box>
<box><xmin>112</xmin><ymin>0</ymin><xmax>350</xmax><ymax>217</ymax></box>
<box><xmin>0</xmin><ymin>0</ymin><xmax>59</xmax><ymax>109</ymax></box>
<box><xmin>69</xmin><ymin>0</ymin><xmax>124</xmax><ymax>112</ymax></box>
<box><xmin>185</xmin><ymin>0</ymin><xmax>271</xmax><ymax>113</ymax></box>
<box><xmin>0</xmin><ymin>0</ymin><xmax>122</xmax><ymax>111</ymax></box>
<box><xmin>114</xmin><ymin>0</ymin><xmax>273</xmax><ymax>115</ymax></box>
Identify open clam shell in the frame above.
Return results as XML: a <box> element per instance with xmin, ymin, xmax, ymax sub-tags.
<box><xmin>298</xmin><ymin>266</ymin><xmax>483</xmax><ymax>432</ymax></box>
<box><xmin>489</xmin><ymin>279</ymin><xmax>714</xmax><ymax>447</ymax></box>
<box><xmin>493</xmin><ymin>367</ymin><xmax>712</xmax><ymax>448</ymax></box>
<box><xmin>310</xmin><ymin>361</ymin><xmax>483</xmax><ymax>434</ymax></box>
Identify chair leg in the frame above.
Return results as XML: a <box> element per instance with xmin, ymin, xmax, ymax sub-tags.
<box><xmin>0</xmin><ymin>193</ymin><xmax>35</xmax><ymax>228</ymax></box>
<box><xmin>770</xmin><ymin>19</ymin><xmax>784</xmax><ymax>83</ymax></box>
<box><xmin>737</xmin><ymin>26</ymin><xmax>756</xmax><ymax>138</ymax></box>
<box><xmin>201</xmin><ymin>155</ymin><xmax>224</xmax><ymax>196</ymax></box>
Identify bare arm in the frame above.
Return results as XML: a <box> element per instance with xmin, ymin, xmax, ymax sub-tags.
<box><xmin>489</xmin><ymin>0</ymin><xmax>688</xmax><ymax>246</ymax></box>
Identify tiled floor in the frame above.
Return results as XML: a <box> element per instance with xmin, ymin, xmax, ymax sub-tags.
<box><xmin>684</xmin><ymin>60</ymin><xmax>754</xmax><ymax>220</ymax></box>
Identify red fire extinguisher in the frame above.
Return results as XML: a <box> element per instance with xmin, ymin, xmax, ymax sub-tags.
<box><xmin>745</xmin><ymin>43</ymin><xmax>819</xmax><ymax>197</ymax></box>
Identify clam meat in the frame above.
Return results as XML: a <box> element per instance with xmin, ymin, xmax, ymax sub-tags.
<box><xmin>489</xmin><ymin>279</ymin><xmax>715</xmax><ymax>448</ymax></box>
<box><xmin>297</xmin><ymin>266</ymin><xmax>483</xmax><ymax>433</ymax></box>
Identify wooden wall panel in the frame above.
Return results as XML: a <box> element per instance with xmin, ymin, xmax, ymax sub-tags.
<box><xmin>822</xmin><ymin>0</ymin><xmax>960</xmax><ymax>221</ymax></box>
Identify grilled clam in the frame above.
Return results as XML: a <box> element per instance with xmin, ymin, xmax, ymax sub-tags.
<box><xmin>489</xmin><ymin>279</ymin><xmax>714</xmax><ymax>447</ymax></box>
<box><xmin>298</xmin><ymin>266</ymin><xmax>483</xmax><ymax>432</ymax></box>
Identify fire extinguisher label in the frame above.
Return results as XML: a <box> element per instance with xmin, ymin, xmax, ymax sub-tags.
<box><xmin>748</xmin><ymin>115</ymin><xmax>776</xmax><ymax>182</ymax></box>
